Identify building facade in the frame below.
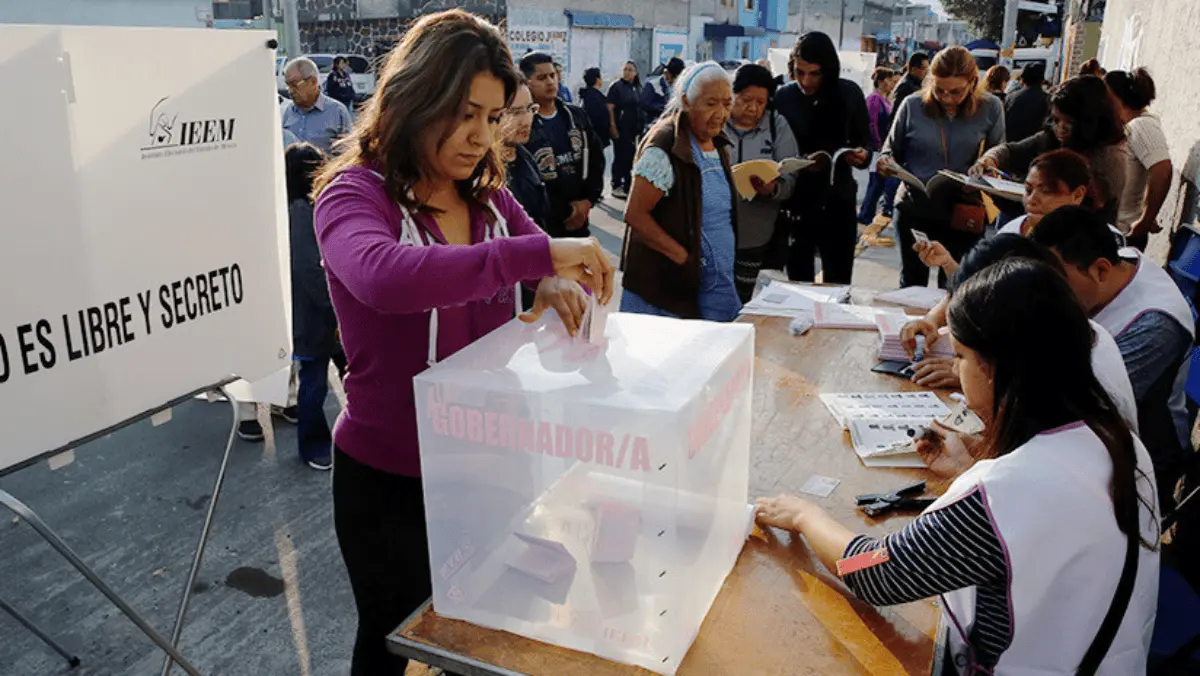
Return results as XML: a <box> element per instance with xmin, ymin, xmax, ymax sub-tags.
<box><xmin>1097</xmin><ymin>0</ymin><xmax>1200</xmax><ymax>258</ymax></box>
<box><xmin>296</xmin><ymin>0</ymin><xmax>504</xmax><ymax>59</ymax></box>
<box><xmin>0</xmin><ymin>0</ymin><xmax>210</xmax><ymax>27</ymax></box>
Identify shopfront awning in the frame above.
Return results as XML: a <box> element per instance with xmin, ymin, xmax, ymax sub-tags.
<box><xmin>703</xmin><ymin>23</ymin><xmax>767</xmax><ymax>39</ymax></box>
<box><xmin>563</xmin><ymin>10</ymin><xmax>634</xmax><ymax>28</ymax></box>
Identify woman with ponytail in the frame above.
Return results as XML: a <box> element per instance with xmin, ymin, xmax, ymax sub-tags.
<box><xmin>1106</xmin><ymin>68</ymin><xmax>1173</xmax><ymax>249</ymax></box>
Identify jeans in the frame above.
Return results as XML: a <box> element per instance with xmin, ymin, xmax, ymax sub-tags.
<box><xmin>612</xmin><ymin>135</ymin><xmax>636</xmax><ymax>191</ymax></box>
<box><xmin>787</xmin><ymin>198</ymin><xmax>858</xmax><ymax>284</ymax></box>
<box><xmin>857</xmin><ymin>172</ymin><xmax>899</xmax><ymax>223</ymax></box>
<box><xmin>333</xmin><ymin>448</ymin><xmax>434</xmax><ymax>676</ymax></box>
<box><xmin>296</xmin><ymin>353</ymin><xmax>347</xmax><ymax>462</ymax></box>
<box><xmin>734</xmin><ymin>244</ymin><xmax>769</xmax><ymax>303</ymax></box>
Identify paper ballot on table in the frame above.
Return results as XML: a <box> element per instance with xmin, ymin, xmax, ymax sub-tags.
<box><xmin>820</xmin><ymin>391</ymin><xmax>952</xmax><ymax>429</ymax></box>
<box><xmin>731</xmin><ymin>157</ymin><xmax>817</xmax><ymax>200</ymax></box>
<box><xmin>847</xmin><ymin>417</ymin><xmax>930</xmax><ymax>468</ymax></box>
<box><xmin>740</xmin><ymin>282</ymin><xmax>851</xmax><ymax>318</ymax></box>
<box><xmin>874</xmin><ymin>286</ymin><xmax>948</xmax><ymax>311</ymax></box>
<box><xmin>812</xmin><ymin>302</ymin><xmax>905</xmax><ymax>330</ymax></box>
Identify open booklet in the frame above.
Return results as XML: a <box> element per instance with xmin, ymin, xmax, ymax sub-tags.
<box><xmin>879</xmin><ymin>157</ymin><xmax>1023</xmax><ymax>202</ymax></box>
<box><xmin>731</xmin><ymin>147</ymin><xmax>863</xmax><ymax>199</ymax></box>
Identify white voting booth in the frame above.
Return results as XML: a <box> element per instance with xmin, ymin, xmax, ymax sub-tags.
<box><xmin>0</xmin><ymin>24</ymin><xmax>288</xmax><ymax>674</ymax></box>
<box><xmin>415</xmin><ymin>313</ymin><xmax>754</xmax><ymax>674</ymax></box>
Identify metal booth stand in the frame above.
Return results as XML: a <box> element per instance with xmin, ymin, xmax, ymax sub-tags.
<box><xmin>0</xmin><ymin>380</ymin><xmax>244</xmax><ymax>676</ymax></box>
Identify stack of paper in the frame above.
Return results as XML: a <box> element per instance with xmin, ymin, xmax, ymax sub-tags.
<box><xmin>875</xmin><ymin>313</ymin><xmax>955</xmax><ymax>363</ymax></box>
<box><xmin>820</xmin><ymin>392</ymin><xmax>952</xmax><ymax>468</ymax></box>
<box><xmin>812</xmin><ymin>303</ymin><xmax>905</xmax><ymax>330</ymax></box>
<box><xmin>874</xmin><ymin>286</ymin><xmax>948</xmax><ymax>311</ymax></box>
<box><xmin>740</xmin><ymin>282</ymin><xmax>851</xmax><ymax>318</ymax></box>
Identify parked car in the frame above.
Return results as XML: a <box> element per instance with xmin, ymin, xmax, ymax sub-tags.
<box><xmin>276</xmin><ymin>54</ymin><xmax>376</xmax><ymax>101</ymax></box>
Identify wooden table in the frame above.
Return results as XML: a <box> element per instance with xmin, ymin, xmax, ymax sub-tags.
<box><xmin>390</xmin><ymin>310</ymin><xmax>946</xmax><ymax>675</ymax></box>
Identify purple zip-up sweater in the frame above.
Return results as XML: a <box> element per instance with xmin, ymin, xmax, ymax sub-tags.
<box><xmin>314</xmin><ymin>165</ymin><xmax>555</xmax><ymax>476</ymax></box>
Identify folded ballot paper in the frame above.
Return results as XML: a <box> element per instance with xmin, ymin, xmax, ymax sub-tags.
<box><xmin>739</xmin><ymin>282</ymin><xmax>851</xmax><ymax>318</ymax></box>
<box><xmin>812</xmin><ymin>302</ymin><xmax>906</xmax><ymax>330</ymax></box>
<box><xmin>874</xmin><ymin>286</ymin><xmax>948</xmax><ymax>311</ymax></box>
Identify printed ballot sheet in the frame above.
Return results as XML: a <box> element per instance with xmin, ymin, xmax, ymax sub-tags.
<box><xmin>819</xmin><ymin>392</ymin><xmax>951</xmax><ymax>429</ymax></box>
<box><xmin>847</xmin><ymin>417</ymin><xmax>931</xmax><ymax>468</ymax></box>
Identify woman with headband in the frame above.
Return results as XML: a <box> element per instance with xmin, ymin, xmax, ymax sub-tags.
<box><xmin>620</xmin><ymin>61</ymin><xmax>742</xmax><ymax>321</ymax></box>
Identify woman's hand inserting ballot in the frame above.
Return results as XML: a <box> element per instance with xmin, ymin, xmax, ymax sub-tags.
<box><xmin>520</xmin><ymin>277</ymin><xmax>589</xmax><ymax>336</ymax></box>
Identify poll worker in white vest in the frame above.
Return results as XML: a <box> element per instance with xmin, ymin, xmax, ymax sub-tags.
<box><xmin>1031</xmin><ymin>206</ymin><xmax>1195</xmax><ymax>512</ymax></box>
<box><xmin>311</xmin><ymin>11</ymin><xmax>614</xmax><ymax>674</ymax></box>
<box><xmin>759</xmin><ymin>258</ymin><xmax>1161</xmax><ymax>675</ymax></box>
<box><xmin>900</xmin><ymin>234</ymin><xmax>1138</xmax><ymax>432</ymax></box>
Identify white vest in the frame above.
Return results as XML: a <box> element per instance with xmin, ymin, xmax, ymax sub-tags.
<box><xmin>1090</xmin><ymin>320</ymin><xmax>1139</xmax><ymax>434</ymax></box>
<box><xmin>1093</xmin><ymin>253</ymin><xmax>1194</xmax><ymax>342</ymax></box>
<box><xmin>931</xmin><ymin>424</ymin><xmax>1160</xmax><ymax>675</ymax></box>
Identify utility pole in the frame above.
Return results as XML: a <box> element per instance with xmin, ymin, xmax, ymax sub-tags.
<box><xmin>283</xmin><ymin>0</ymin><xmax>302</xmax><ymax>58</ymax></box>
<box><xmin>839</xmin><ymin>0</ymin><xmax>847</xmax><ymax>50</ymax></box>
<box><xmin>1001</xmin><ymin>0</ymin><xmax>1019</xmax><ymax>54</ymax></box>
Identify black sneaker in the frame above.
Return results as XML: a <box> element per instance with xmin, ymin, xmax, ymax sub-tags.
<box><xmin>237</xmin><ymin>420</ymin><xmax>264</xmax><ymax>442</ymax></box>
<box><xmin>272</xmin><ymin>405</ymin><xmax>299</xmax><ymax>425</ymax></box>
<box><xmin>305</xmin><ymin>453</ymin><xmax>333</xmax><ymax>471</ymax></box>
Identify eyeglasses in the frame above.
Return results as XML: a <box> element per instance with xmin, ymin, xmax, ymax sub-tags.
<box><xmin>285</xmin><ymin>78</ymin><xmax>310</xmax><ymax>90</ymax></box>
<box><xmin>506</xmin><ymin>104</ymin><xmax>540</xmax><ymax>118</ymax></box>
<box><xmin>934</xmin><ymin>85</ymin><xmax>970</xmax><ymax>99</ymax></box>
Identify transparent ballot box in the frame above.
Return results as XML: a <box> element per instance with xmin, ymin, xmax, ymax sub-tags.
<box><xmin>414</xmin><ymin>312</ymin><xmax>754</xmax><ymax>674</ymax></box>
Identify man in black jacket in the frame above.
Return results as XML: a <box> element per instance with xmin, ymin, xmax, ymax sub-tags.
<box><xmin>1004</xmin><ymin>63</ymin><xmax>1050</xmax><ymax>142</ymax></box>
<box><xmin>519</xmin><ymin>52</ymin><xmax>604</xmax><ymax>238</ymax></box>
<box><xmin>892</xmin><ymin>52</ymin><xmax>929</xmax><ymax>108</ymax></box>
<box><xmin>774</xmin><ymin>32</ymin><xmax>872</xmax><ymax>284</ymax></box>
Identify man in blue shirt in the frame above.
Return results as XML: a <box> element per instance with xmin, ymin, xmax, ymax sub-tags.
<box><xmin>1033</xmin><ymin>207</ymin><xmax>1196</xmax><ymax>510</ymax></box>
<box><xmin>281</xmin><ymin>57</ymin><xmax>352</xmax><ymax>155</ymax></box>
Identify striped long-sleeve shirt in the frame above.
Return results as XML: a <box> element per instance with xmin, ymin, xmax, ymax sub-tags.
<box><xmin>842</xmin><ymin>489</ymin><xmax>1013</xmax><ymax>668</ymax></box>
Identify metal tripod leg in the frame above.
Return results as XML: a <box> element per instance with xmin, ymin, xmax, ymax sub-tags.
<box><xmin>0</xmin><ymin>596</ymin><xmax>80</xmax><ymax>668</ymax></box>
<box><xmin>0</xmin><ymin>491</ymin><xmax>203</xmax><ymax>676</ymax></box>
<box><xmin>159</xmin><ymin>386</ymin><xmax>239</xmax><ymax>676</ymax></box>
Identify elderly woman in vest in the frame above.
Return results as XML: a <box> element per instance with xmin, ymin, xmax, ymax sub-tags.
<box><xmin>759</xmin><ymin>259</ymin><xmax>1159</xmax><ymax>675</ymax></box>
<box><xmin>620</xmin><ymin>61</ymin><xmax>741</xmax><ymax>321</ymax></box>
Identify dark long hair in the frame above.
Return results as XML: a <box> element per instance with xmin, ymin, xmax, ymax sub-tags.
<box><xmin>623</xmin><ymin>60</ymin><xmax>642</xmax><ymax>89</ymax></box>
<box><xmin>313</xmin><ymin>10</ymin><xmax>518</xmax><ymax>212</ymax></box>
<box><xmin>285</xmin><ymin>142</ymin><xmax>324</xmax><ymax>203</ymax></box>
<box><xmin>789</xmin><ymin>32</ymin><xmax>845</xmax><ymax>148</ymax></box>
<box><xmin>1105</xmin><ymin>68</ymin><xmax>1157</xmax><ymax>111</ymax></box>
<box><xmin>1050</xmin><ymin>76</ymin><xmax>1126</xmax><ymax>152</ymax></box>
<box><xmin>948</xmin><ymin>259</ymin><xmax>1157</xmax><ymax>548</ymax></box>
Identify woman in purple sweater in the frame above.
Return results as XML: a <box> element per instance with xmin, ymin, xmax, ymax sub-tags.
<box><xmin>311</xmin><ymin>10</ymin><xmax>614</xmax><ymax>674</ymax></box>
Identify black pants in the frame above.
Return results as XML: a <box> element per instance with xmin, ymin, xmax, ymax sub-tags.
<box><xmin>612</xmin><ymin>135</ymin><xmax>636</xmax><ymax>191</ymax></box>
<box><xmin>735</xmin><ymin>244</ymin><xmax>769</xmax><ymax>303</ymax></box>
<box><xmin>893</xmin><ymin>204</ymin><xmax>984</xmax><ymax>288</ymax></box>
<box><xmin>786</xmin><ymin>199</ymin><xmax>858</xmax><ymax>284</ymax></box>
<box><xmin>333</xmin><ymin>447</ymin><xmax>434</xmax><ymax>676</ymax></box>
